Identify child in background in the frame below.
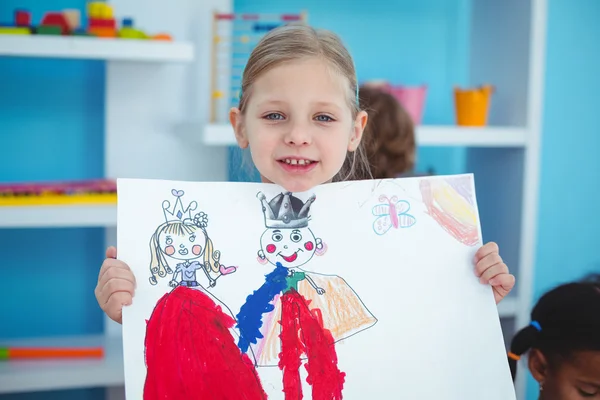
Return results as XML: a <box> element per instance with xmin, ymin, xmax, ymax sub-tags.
<box><xmin>95</xmin><ymin>24</ymin><xmax>516</xmax><ymax>398</ymax></box>
<box><xmin>508</xmin><ymin>275</ymin><xmax>600</xmax><ymax>398</ymax></box>
<box><xmin>357</xmin><ymin>84</ymin><xmax>417</xmax><ymax>180</ymax></box>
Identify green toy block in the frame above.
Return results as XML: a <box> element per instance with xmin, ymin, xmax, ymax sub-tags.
<box><xmin>36</xmin><ymin>25</ymin><xmax>62</xmax><ymax>35</ymax></box>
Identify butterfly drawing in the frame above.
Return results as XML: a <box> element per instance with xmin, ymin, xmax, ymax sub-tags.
<box><xmin>372</xmin><ymin>195</ymin><xmax>416</xmax><ymax>235</ymax></box>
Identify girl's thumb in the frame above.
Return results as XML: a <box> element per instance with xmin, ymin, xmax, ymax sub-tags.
<box><xmin>106</xmin><ymin>246</ymin><xmax>117</xmax><ymax>259</ymax></box>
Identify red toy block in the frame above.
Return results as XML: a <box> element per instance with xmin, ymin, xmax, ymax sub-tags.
<box><xmin>15</xmin><ymin>9</ymin><xmax>31</xmax><ymax>27</ymax></box>
<box><xmin>41</xmin><ymin>12</ymin><xmax>70</xmax><ymax>35</ymax></box>
<box><xmin>89</xmin><ymin>17</ymin><xmax>116</xmax><ymax>29</ymax></box>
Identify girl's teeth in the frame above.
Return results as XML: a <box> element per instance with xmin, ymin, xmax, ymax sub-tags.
<box><xmin>284</xmin><ymin>159</ymin><xmax>311</xmax><ymax>165</ymax></box>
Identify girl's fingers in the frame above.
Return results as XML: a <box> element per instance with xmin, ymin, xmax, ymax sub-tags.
<box><xmin>98</xmin><ymin>260</ymin><xmax>136</xmax><ymax>287</ymax></box>
<box><xmin>474</xmin><ymin>241</ymin><xmax>499</xmax><ymax>263</ymax></box>
<box><xmin>479</xmin><ymin>262</ymin><xmax>509</xmax><ymax>284</ymax></box>
<box><xmin>491</xmin><ymin>273</ymin><xmax>516</xmax><ymax>290</ymax></box>
<box><xmin>105</xmin><ymin>246</ymin><xmax>117</xmax><ymax>259</ymax></box>
<box><xmin>475</xmin><ymin>252</ymin><xmax>503</xmax><ymax>277</ymax></box>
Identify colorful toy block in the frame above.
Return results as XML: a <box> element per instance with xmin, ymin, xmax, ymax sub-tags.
<box><xmin>152</xmin><ymin>33</ymin><xmax>172</xmax><ymax>41</ymax></box>
<box><xmin>5</xmin><ymin>4</ymin><xmax>173</xmax><ymax>41</ymax></box>
<box><xmin>14</xmin><ymin>9</ymin><xmax>31</xmax><ymax>27</ymax></box>
<box><xmin>40</xmin><ymin>12</ymin><xmax>70</xmax><ymax>35</ymax></box>
<box><xmin>0</xmin><ymin>27</ymin><xmax>30</xmax><ymax>35</ymax></box>
<box><xmin>88</xmin><ymin>2</ymin><xmax>114</xmax><ymax>19</ymax></box>
<box><xmin>118</xmin><ymin>27</ymin><xmax>148</xmax><ymax>39</ymax></box>
<box><xmin>62</xmin><ymin>9</ymin><xmax>81</xmax><ymax>31</ymax></box>
<box><xmin>36</xmin><ymin>25</ymin><xmax>62</xmax><ymax>35</ymax></box>
<box><xmin>89</xmin><ymin>18</ymin><xmax>116</xmax><ymax>28</ymax></box>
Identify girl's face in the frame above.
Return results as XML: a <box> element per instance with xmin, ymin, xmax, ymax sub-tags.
<box><xmin>531</xmin><ymin>349</ymin><xmax>600</xmax><ymax>399</ymax></box>
<box><xmin>230</xmin><ymin>57</ymin><xmax>368</xmax><ymax>193</ymax></box>
<box><xmin>159</xmin><ymin>227</ymin><xmax>207</xmax><ymax>261</ymax></box>
<box><xmin>260</xmin><ymin>227</ymin><xmax>318</xmax><ymax>269</ymax></box>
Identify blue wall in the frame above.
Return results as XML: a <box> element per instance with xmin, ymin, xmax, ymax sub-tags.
<box><xmin>526</xmin><ymin>0</ymin><xmax>600</xmax><ymax>398</ymax></box>
<box><xmin>0</xmin><ymin>1</ymin><xmax>106</xmax><ymax>399</ymax></box>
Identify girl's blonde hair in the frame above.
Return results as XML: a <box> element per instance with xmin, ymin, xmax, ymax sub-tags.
<box><xmin>238</xmin><ymin>24</ymin><xmax>371</xmax><ymax>182</ymax></box>
<box><xmin>148</xmin><ymin>221</ymin><xmax>221</xmax><ymax>285</ymax></box>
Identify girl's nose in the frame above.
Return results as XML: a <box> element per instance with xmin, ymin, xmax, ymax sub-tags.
<box><xmin>180</xmin><ymin>244</ymin><xmax>185</xmax><ymax>248</ymax></box>
<box><xmin>285</xmin><ymin>122</ymin><xmax>312</xmax><ymax>146</ymax></box>
<box><xmin>284</xmin><ymin>245</ymin><xmax>288</xmax><ymax>249</ymax></box>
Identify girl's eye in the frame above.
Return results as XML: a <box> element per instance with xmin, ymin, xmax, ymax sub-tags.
<box><xmin>264</xmin><ymin>113</ymin><xmax>284</xmax><ymax>120</ymax></box>
<box><xmin>272</xmin><ymin>233</ymin><xmax>283</xmax><ymax>242</ymax></box>
<box><xmin>315</xmin><ymin>114</ymin><xmax>333</xmax><ymax>122</ymax></box>
<box><xmin>290</xmin><ymin>233</ymin><xmax>302</xmax><ymax>242</ymax></box>
<box><xmin>166</xmin><ymin>238</ymin><xmax>173</xmax><ymax>245</ymax></box>
<box><xmin>189</xmin><ymin>235</ymin><xmax>196</xmax><ymax>242</ymax></box>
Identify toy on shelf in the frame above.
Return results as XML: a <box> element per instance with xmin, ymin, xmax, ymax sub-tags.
<box><xmin>0</xmin><ymin>345</ymin><xmax>104</xmax><ymax>360</ymax></box>
<box><xmin>0</xmin><ymin>179</ymin><xmax>117</xmax><ymax>207</ymax></box>
<box><xmin>210</xmin><ymin>11</ymin><xmax>308</xmax><ymax>123</ymax></box>
<box><xmin>454</xmin><ymin>84</ymin><xmax>494</xmax><ymax>126</ymax></box>
<box><xmin>0</xmin><ymin>2</ymin><xmax>173</xmax><ymax>41</ymax></box>
<box><xmin>362</xmin><ymin>80</ymin><xmax>428</xmax><ymax>125</ymax></box>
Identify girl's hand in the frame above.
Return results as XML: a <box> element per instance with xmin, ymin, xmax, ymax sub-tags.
<box><xmin>474</xmin><ymin>242</ymin><xmax>515</xmax><ymax>304</ymax></box>
<box><xmin>94</xmin><ymin>246</ymin><xmax>136</xmax><ymax>324</ymax></box>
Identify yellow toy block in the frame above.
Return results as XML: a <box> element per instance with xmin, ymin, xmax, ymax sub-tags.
<box><xmin>88</xmin><ymin>2</ymin><xmax>113</xmax><ymax>19</ymax></box>
<box><xmin>213</xmin><ymin>91</ymin><xmax>224</xmax><ymax>99</ymax></box>
<box><xmin>0</xmin><ymin>27</ymin><xmax>30</xmax><ymax>35</ymax></box>
<box><xmin>99</xmin><ymin>4</ymin><xmax>114</xmax><ymax>19</ymax></box>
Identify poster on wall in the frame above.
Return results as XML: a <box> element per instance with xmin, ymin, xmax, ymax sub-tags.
<box><xmin>118</xmin><ymin>174</ymin><xmax>515</xmax><ymax>400</ymax></box>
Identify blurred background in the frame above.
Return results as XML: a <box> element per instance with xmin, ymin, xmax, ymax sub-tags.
<box><xmin>0</xmin><ymin>0</ymin><xmax>598</xmax><ymax>399</ymax></box>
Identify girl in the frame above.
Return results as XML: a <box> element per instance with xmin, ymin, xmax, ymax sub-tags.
<box><xmin>95</xmin><ymin>24</ymin><xmax>515</xmax><ymax>398</ymax></box>
<box><xmin>508</xmin><ymin>276</ymin><xmax>600</xmax><ymax>399</ymax></box>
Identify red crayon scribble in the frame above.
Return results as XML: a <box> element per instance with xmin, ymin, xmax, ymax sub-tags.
<box><xmin>279</xmin><ymin>289</ymin><xmax>345</xmax><ymax>400</ymax></box>
<box><xmin>144</xmin><ymin>286</ymin><xmax>267</xmax><ymax>400</ymax></box>
<box><xmin>420</xmin><ymin>179</ymin><xmax>479</xmax><ymax>246</ymax></box>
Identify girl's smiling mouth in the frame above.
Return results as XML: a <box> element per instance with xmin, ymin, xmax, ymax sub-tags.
<box><xmin>178</xmin><ymin>248</ymin><xmax>189</xmax><ymax>256</ymax></box>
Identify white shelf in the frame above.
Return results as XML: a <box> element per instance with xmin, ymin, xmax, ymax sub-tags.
<box><xmin>0</xmin><ymin>35</ymin><xmax>194</xmax><ymax>62</ymax></box>
<box><xmin>0</xmin><ymin>334</ymin><xmax>124</xmax><ymax>394</ymax></box>
<box><xmin>0</xmin><ymin>204</ymin><xmax>116</xmax><ymax>228</ymax></box>
<box><xmin>202</xmin><ymin>123</ymin><xmax>528</xmax><ymax>148</ymax></box>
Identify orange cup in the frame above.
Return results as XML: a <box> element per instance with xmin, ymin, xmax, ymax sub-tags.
<box><xmin>454</xmin><ymin>85</ymin><xmax>494</xmax><ymax>126</ymax></box>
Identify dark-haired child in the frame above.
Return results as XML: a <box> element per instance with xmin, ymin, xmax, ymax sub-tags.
<box><xmin>508</xmin><ymin>277</ymin><xmax>600</xmax><ymax>399</ymax></box>
<box><xmin>357</xmin><ymin>84</ymin><xmax>416</xmax><ymax>180</ymax></box>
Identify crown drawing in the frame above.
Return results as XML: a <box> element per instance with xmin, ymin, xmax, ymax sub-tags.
<box><xmin>257</xmin><ymin>191</ymin><xmax>316</xmax><ymax>229</ymax></box>
<box><xmin>162</xmin><ymin>189</ymin><xmax>198</xmax><ymax>223</ymax></box>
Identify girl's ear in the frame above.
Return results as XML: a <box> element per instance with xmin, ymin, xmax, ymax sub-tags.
<box><xmin>348</xmin><ymin>110</ymin><xmax>368</xmax><ymax>152</ymax></box>
<box><xmin>528</xmin><ymin>348</ymin><xmax>549</xmax><ymax>385</ymax></box>
<box><xmin>230</xmin><ymin>107</ymin><xmax>249</xmax><ymax>149</ymax></box>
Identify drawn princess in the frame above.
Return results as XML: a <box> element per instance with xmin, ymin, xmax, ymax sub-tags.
<box><xmin>148</xmin><ymin>189</ymin><xmax>232</xmax><ymax>288</ymax></box>
<box><xmin>143</xmin><ymin>189</ymin><xmax>267</xmax><ymax>400</ymax></box>
<box><xmin>236</xmin><ymin>191</ymin><xmax>378</xmax><ymax>399</ymax></box>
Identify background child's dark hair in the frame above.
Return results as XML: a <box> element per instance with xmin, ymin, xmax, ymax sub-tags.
<box><xmin>508</xmin><ymin>276</ymin><xmax>600</xmax><ymax>380</ymax></box>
